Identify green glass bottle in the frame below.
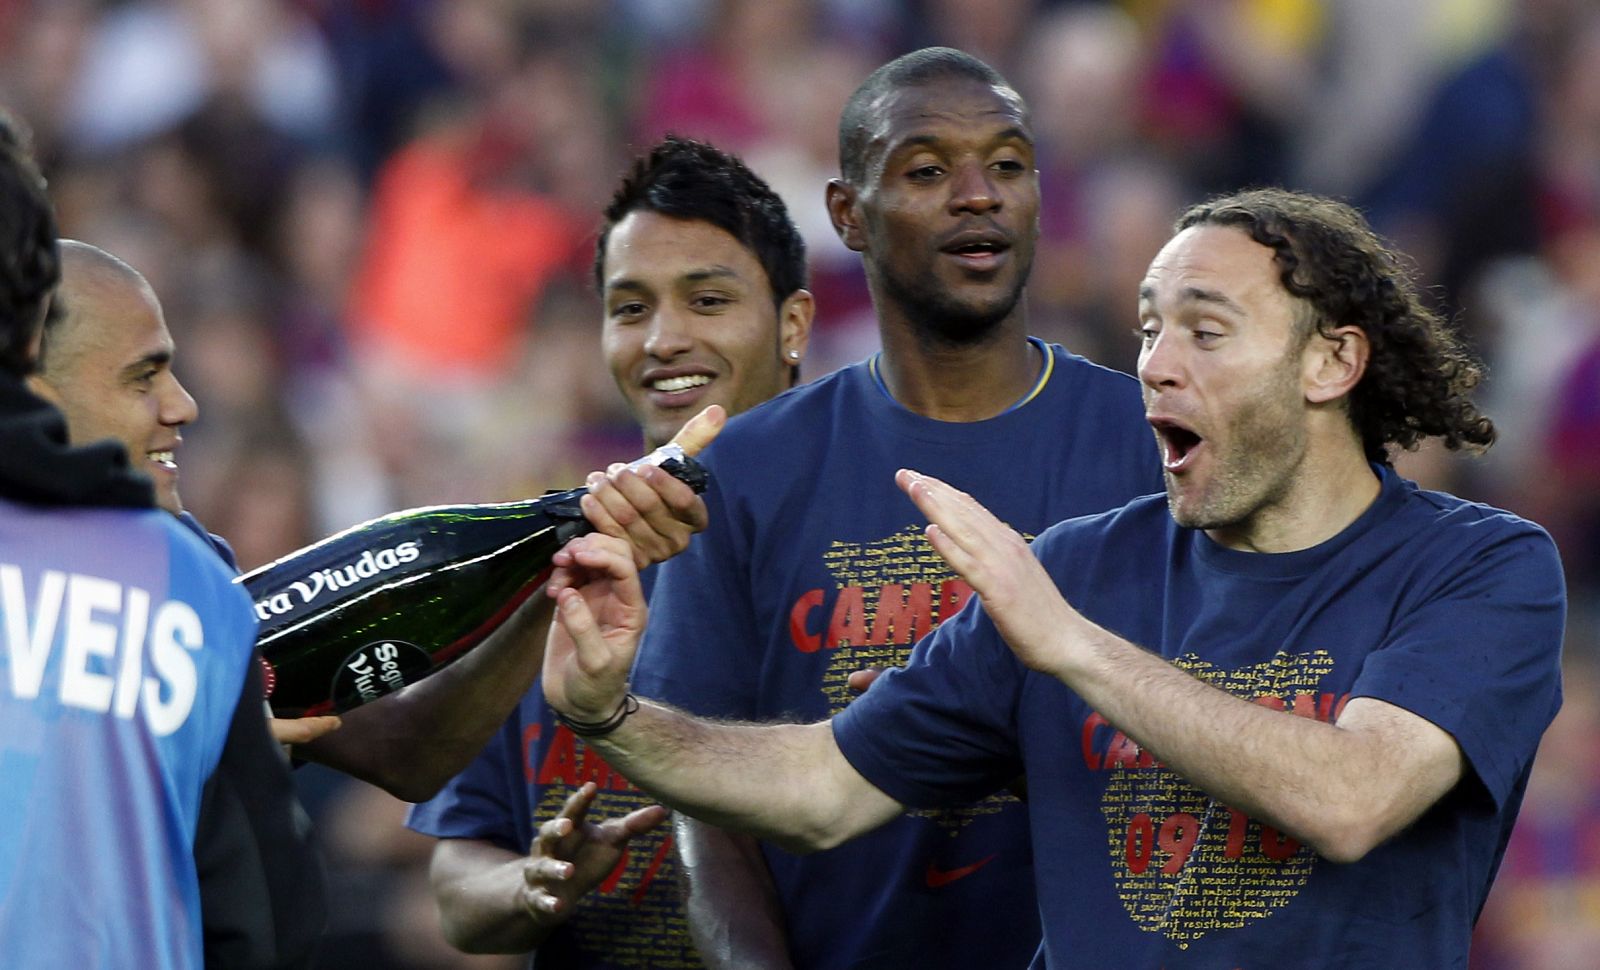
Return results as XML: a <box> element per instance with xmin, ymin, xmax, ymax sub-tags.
<box><xmin>240</xmin><ymin>445</ymin><xmax>707</xmax><ymax>716</ymax></box>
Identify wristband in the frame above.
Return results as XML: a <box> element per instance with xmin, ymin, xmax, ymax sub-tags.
<box><xmin>556</xmin><ymin>693</ymin><xmax>639</xmax><ymax>738</ymax></box>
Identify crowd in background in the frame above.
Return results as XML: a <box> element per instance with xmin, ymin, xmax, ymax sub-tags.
<box><xmin>1</xmin><ymin>0</ymin><xmax>1597</xmax><ymax>966</ymax></box>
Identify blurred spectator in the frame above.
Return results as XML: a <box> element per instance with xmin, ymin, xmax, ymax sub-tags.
<box><xmin>4</xmin><ymin>0</ymin><xmax>1600</xmax><ymax>964</ymax></box>
<box><xmin>1472</xmin><ymin>625</ymin><xmax>1600</xmax><ymax>970</ymax></box>
<box><xmin>905</xmin><ymin>0</ymin><xmax>1041</xmax><ymax>77</ymax></box>
<box><xmin>64</xmin><ymin>0</ymin><xmax>336</xmax><ymax>154</ymax></box>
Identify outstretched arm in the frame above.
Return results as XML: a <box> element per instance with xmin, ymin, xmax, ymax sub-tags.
<box><xmin>897</xmin><ymin>469</ymin><xmax>1464</xmax><ymax>863</ymax></box>
<box><xmin>296</xmin><ymin>592</ymin><xmax>557</xmax><ymax>801</ymax></box>
<box><xmin>291</xmin><ymin>408</ymin><xmax>725</xmax><ymax>801</ymax></box>
<box><xmin>542</xmin><ymin>532</ymin><xmax>903</xmax><ymax>853</ymax></box>
<box><xmin>429</xmin><ymin>783</ymin><xmax>669</xmax><ymax>954</ymax></box>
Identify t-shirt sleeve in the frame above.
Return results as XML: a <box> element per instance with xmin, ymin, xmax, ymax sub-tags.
<box><xmin>833</xmin><ymin>590</ymin><xmax>1027</xmax><ymax>809</ymax></box>
<box><xmin>406</xmin><ymin>712</ymin><xmax>528</xmax><ymax>851</ymax></box>
<box><xmin>1348</xmin><ymin>520</ymin><xmax>1565</xmax><ymax>811</ymax></box>
<box><xmin>631</xmin><ymin>471</ymin><xmax>764</xmax><ymax>720</ymax></box>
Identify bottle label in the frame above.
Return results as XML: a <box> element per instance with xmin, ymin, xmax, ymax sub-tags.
<box><xmin>251</xmin><ymin>541</ymin><xmax>422</xmax><ymax>622</ymax></box>
<box><xmin>332</xmin><ymin>639</ymin><xmax>432</xmax><ymax>708</ymax></box>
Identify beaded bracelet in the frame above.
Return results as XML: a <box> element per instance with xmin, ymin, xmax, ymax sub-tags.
<box><xmin>556</xmin><ymin>693</ymin><xmax>639</xmax><ymax>738</ymax></box>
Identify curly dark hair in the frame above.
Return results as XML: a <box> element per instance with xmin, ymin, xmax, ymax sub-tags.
<box><xmin>1178</xmin><ymin>188</ymin><xmax>1495</xmax><ymax>463</ymax></box>
<box><xmin>0</xmin><ymin>111</ymin><xmax>59</xmax><ymax>377</ymax></box>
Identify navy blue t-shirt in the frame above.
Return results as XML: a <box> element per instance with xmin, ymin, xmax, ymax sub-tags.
<box><xmin>835</xmin><ymin>465</ymin><xmax>1566</xmax><ymax>969</ymax></box>
<box><xmin>633</xmin><ymin>343</ymin><xmax>1162</xmax><ymax>970</ymax></box>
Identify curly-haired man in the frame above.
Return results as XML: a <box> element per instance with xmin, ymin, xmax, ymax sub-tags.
<box><xmin>538</xmin><ymin>187</ymin><xmax>1566</xmax><ymax>967</ymax></box>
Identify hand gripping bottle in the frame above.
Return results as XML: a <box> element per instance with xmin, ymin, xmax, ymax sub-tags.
<box><xmin>240</xmin><ymin>444</ymin><xmax>708</xmax><ymax>716</ymax></box>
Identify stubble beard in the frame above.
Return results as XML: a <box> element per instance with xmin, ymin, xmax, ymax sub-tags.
<box><xmin>875</xmin><ymin>257</ymin><xmax>1031</xmax><ymax>349</ymax></box>
<box><xmin>1168</xmin><ymin>363</ymin><xmax>1305</xmax><ymax>534</ymax></box>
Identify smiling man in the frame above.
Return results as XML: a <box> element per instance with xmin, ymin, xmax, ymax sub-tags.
<box><xmin>29</xmin><ymin>242</ymin><xmax>196</xmax><ymax>514</ymax></box>
<box><xmin>32</xmin><ymin>238</ymin><xmax>714</xmax><ymax>968</ymax></box>
<box><xmin>537</xmin><ymin>187</ymin><xmax>1565</xmax><ymax>968</ymax></box>
<box><xmin>627</xmin><ymin>48</ymin><xmax>1161</xmax><ymax>970</ymax></box>
<box><xmin>598</xmin><ymin>141</ymin><xmax>813</xmax><ymax>451</ymax></box>
<box><xmin>0</xmin><ymin>120</ymin><xmax>314</xmax><ymax>970</ymax></box>
<box><xmin>408</xmin><ymin>136</ymin><xmax>813</xmax><ymax>969</ymax></box>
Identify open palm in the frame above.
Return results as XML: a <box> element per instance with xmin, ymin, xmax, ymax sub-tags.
<box><xmin>543</xmin><ymin>533</ymin><xmax>649</xmax><ymax>722</ymax></box>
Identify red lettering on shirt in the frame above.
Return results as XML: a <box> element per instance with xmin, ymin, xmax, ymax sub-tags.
<box><xmin>536</xmin><ymin>725</ymin><xmax>632</xmax><ymax>791</ymax></box>
<box><xmin>1082</xmin><ymin>712</ymin><xmax>1109</xmax><ymax>770</ymax></box>
<box><xmin>938</xmin><ymin>579</ymin><xmax>973</xmax><ymax>621</ymax></box>
<box><xmin>827</xmin><ymin>586</ymin><xmax>867</xmax><ymax>649</ymax></box>
<box><xmin>789</xmin><ymin>588</ymin><xmax>824</xmax><ymax>653</ymax></box>
<box><xmin>631</xmin><ymin>832</ymin><xmax>675</xmax><ymax>905</ymax></box>
<box><xmin>867</xmin><ymin>583</ymin><xmax>933</xmax><ymax>646</ymax></box>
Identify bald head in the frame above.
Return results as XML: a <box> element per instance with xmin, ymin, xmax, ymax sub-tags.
<box><xmin>28</xmin><ymin>240</ymin><xmax>197</xmax><ymax>513</ymax></box>
<box><xmin>38</xmin><ymin>241</ymin><xmax>155</xmax><ymax>379</ymax></box>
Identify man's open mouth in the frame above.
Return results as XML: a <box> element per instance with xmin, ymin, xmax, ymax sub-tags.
<box><xmin>946</xmin><ymin>240</ymin><xmax>1007</xmax><ymax>256</ymax></box>
<box><xmin>1150</xmin><ymin>419</ymin><xmax>1204</xmax><ymax>471</ymax></box>
<box><xmin>941</xmin><ymin>229</ymin><xmax>1011</xmax><ymax>267</ymax></box>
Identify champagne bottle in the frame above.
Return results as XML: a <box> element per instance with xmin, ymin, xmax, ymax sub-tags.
<box><xmin>239</xmin><ymin>445</ymin><xmax>708</xmax><ymax>717</ymax></box>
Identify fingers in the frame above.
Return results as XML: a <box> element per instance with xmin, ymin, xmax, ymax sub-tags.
<box><xmin>535</xmin><ymin>783</ymin><xmax>597</xmax><ymax>863</ymax></box>
<box><xmin>550</xmin><ymin>588</ymin><xmax>629</xmax><ymax>720</ymax></box>
<box><xmin>897</xmin><ymin>468</ymin><xmax>1016</xmax><ymax>553</ymax></box>
<box><xmin>616</xmin><ymin>804</ymin><xmax>669</xmax><ymax>838</ymax></box>
<box><xmin>578</xmin><ymin>471</ymin><xmax>628</xmax><ymax>545</ymax></box>
<box><xmin>548</xmin><ymin>534</ymin><xmax>640</xmax><ymax>595</ymax></box>
<box><xmin>577</xmin><ymin>410</ymin><xmax>719</xmax><ymax>567</ymax></box>
<box><xmin>897</xmin><ymin>469</ymin><xmax>978</xmax><ymax>571</ymax></box>
<box><xmin>532</xmin><ymin>811</ymin><xmax>575</xmax><ymax>859</ymax></box>
<box><xmin>897</xmin><ymin>468</ymin><xmax>970</xmax><ymax>524</ymax></box>
<box><xmin>583</xmin><ymin>466</ymin><xmax>708</xmax><ymax>569</ymax></box>
<box><xmin>555</xmin><ymin>781</ymin><xmax>600</xmax><ymax>826</ymax></box>
<box><xmin>585</xmin><ymin>804</ymin><xmax>668</xmax><ymax>853</ymax></box>
<box><xmin>520</xmin><ymin>855</ymin><xmax>574</xmax><ymax>917</ymax></box>
<box><xmin>666</xmin><ymin>404</ymin><xmax>726</xmax><ymax>457</ymax></box>
<box><xmin>846</xmin><ymin>667</ymin><xmax>884</xmax><ymax>694</ymax></box>
<box><xmin>268</xmin><ymin>714</ymin><xmax>342</xmax><ymax>746</ymax></box>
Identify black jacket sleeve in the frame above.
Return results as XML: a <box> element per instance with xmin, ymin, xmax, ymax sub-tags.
<box><xmin>195</xmin><ymin>653</ymin><xmax>327</xmax><ymax>969</ymax></box>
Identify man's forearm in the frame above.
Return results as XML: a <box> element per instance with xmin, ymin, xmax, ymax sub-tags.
<box><xmin>896</xmin><ymin>469</ymin><xmax>1465</xmax><ymax>865</ymax></box>
<box><xmin>582</xmin><ymin>702</ymin><xmax>901</xmax><ymax>854</ymax></box>
<box><xmin>300</xmin><ymin>594</ymin><xmax>556</xmax><ymax>801</ymax></box>
<box><xmin>1056</xmin><ymin>618</ymin><xmax>1462</xmax><ymax>862</ymax></box>
<box><xmin>430</xmin><ymin>839</ymin><xmax>553</xmax><ymax>954</ymax></box>
<box><xmin>677</xmin><ymin>818</ymin><xmax>793</xmax><ymax>970</ymax></box>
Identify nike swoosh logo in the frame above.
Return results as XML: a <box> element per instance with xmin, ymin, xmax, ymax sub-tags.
<box><xmin>924</xmin><ymin>854</ymin><xmax>997</xmax><ymax>888</ymax></box>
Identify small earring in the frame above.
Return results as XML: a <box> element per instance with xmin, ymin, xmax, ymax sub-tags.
<box><xmin>787</xmin><ymin>350</ymin><xmax>801</xmax><ymax>361</ymax></box>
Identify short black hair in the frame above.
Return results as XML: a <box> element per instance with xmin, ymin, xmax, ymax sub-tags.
<box><xmin>0</xmin><ymin>111</ymin><xmax>59</xmax><ymax>377</ymax></box>
<box><xmin>837</xmin><ymin>47</ymin><xmax>1014</xmax><ymax>186</ymax></box>
<box><xmin>594</xmin><ymin>136</ymin><xmax>807</xmax><ymax>309</ymax></box>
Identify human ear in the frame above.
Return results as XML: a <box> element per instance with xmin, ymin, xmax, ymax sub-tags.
<box><xmin>826</xmin><ymin>179</ymin><xmax>866</xmax><ymax>253</ymax></box>
<box><xmin>1303</xmin><ymin>324</ymin><xmax>1369</xmax><ymax>405</ymax></box>
<box><xmin>778</xmin><ymin>289</ymin><xmax>815</xmax><ymax>367</ymax></box>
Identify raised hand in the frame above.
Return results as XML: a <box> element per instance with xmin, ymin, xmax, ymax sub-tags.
<box><xmin>582</xmin><ymin>405</ymin><xmax>723</xmax><ymax>568</ymax></box>
<box><xmin>519</xmin><ymin>782</ymin><xmax>669</xmax><ymax>920</ymax></box>
<box><xmin>543</xmin><ymin>533</ymin><xmax>648</xmax><ymax>723</ymax></box>
<box><xmin>896</xmin><ymin>468</ymin><xmax>1080</xmax><ymax>677</ymax></box>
